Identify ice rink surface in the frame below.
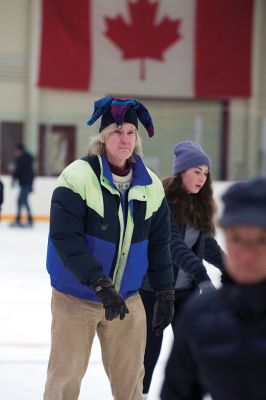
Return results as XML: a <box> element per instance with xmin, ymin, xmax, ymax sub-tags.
<box><xmin>0</xmin><ymin>221</ymin><xmax>222</xmax><ymax>399</ymax></box>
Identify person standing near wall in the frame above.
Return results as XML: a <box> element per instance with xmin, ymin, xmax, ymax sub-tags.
<box><xmin>140</xmin><ymin>141</ymin><xmax>225</xmax><ymax>398</ymax></box>
<box><xmin>10</xmin><ymin>143</ymin><xmax>34</xmax><ymax>227</ymax></box>
<box><xmin>0</xmin><ymin>177</ymin><xmax>4</xmax><ymax>221</ymax></box>
<box><xmin>161</xmin><ymin>176</ymin><xmax>266</xmax><ymax>400</ymax></box>
<box><xmin>43</xmin><ymin>97</ymin><xmax>175</xmax><ymax>400</ymax></box>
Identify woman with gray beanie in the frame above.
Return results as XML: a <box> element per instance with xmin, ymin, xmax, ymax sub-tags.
<box><xmin>140</xmin><ymin>140</ymin><xmax>225</xmax><ymax>398</ymax></box>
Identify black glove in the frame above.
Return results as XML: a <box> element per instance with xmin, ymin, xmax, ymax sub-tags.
<box><xmin>91</xmin><ymin>277</ymin><xmax>129</xmax><ymax>321</ymax></box>
<box><xmin>198</xmin><ymin>280</ymin><xmax>216</xmax><ymax>295</ymax></box>
<box><xmin>152</xmin><ymin>290</ymin><xmax>175</xmax><ymax>336</ymax></box>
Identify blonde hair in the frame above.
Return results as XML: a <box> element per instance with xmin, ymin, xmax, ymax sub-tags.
<box><xmin>87</xmin><ymin>123</ymin><xmax>143</xmax><ymax>159</ymax></box>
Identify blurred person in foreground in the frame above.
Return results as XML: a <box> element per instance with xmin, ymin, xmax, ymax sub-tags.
<box><xmin>140</xmin><ymin>141</ymin><xmax>225</xmax><ymax>397</ymax></box>
<box><xmin>161</xmin><ymin>176</ymin><xmax>266</xmax><ymax>400</ymax></box>
<box><xmin>43</xmin><ymin>97</ymin><xmax>174</xmax><ymax>400</ymax></box>
<box><xmin>10</xmin><ymin>143</ymin><xmax>34</xmax><ymax>227</ymax></box>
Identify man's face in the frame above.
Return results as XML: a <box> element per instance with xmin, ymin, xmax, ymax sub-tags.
<box><xmin>224</xmin><ymin>225</ymin><xmax>266</xmax><ymax>284</ymax></box>
<box><xmin>103</xmin><ymin>123</ymin><xmax>136</xmax><ymax>168</ymax></box>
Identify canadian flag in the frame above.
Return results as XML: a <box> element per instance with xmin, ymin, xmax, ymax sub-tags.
<box><xmin>38</xmin><ymin>0</ymin><xmax>254</xmax><ymax>98</ymax></box>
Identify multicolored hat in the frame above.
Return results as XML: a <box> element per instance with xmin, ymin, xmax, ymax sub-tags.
<box><xmin>87</xmin><ymin>96</ymin><xmax>154</xmax><ymax>137</ymax></box>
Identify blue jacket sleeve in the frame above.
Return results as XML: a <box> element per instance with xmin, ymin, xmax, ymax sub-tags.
<box><xmin>204</xmin><ymin>236</ymin><xmax>226</xmax><ymax>274</ymax></box>
<box><xmin>169</xmin><ymin>206</ymin><xmax>210</xmax><ymax>285</ymax></box>
<box><xmin>49</xmin><ymin>186</ymin><xmax>104</xmax><ymax>286</ymax></box>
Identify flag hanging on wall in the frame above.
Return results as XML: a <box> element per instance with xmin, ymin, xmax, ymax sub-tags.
<box><xmin>38</xmin><ymin>0</ymin><xmax>254</xmax><ymax>98</ymax></box>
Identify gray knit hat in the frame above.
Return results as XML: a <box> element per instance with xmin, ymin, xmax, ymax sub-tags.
<box><xmin>219</xmin><ymin>177</ymin><xmax>266</xmax><ymax>228</ymax></box>
<box><xmin>172</xmin><ymin>140</ymin><xmax>211</xmax><ymax>175</ymax></box>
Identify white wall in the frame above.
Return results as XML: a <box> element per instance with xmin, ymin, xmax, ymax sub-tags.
<box><xmin>0</xmin><ymin>176</ymin><xmax>233</xmax><ymax>221</ymax></box>
<box><xmin>1</xmin><ymin>176</ymin><xmax>54</xmax><ymax>219</ymax></box>
<box><xmin>1</xmin><ymin>1</ymin><xmax>266</xmax><ymax>180</ymax></box>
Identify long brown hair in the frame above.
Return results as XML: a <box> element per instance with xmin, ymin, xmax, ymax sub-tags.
<box><xmin>163</xmin><ymin>173</ymin><xmax>216</xmax><ymax>236</ymax></box>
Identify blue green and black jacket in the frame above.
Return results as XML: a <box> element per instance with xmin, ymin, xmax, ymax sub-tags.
<box><xmin>46</xmin><ymin>154</ymin><xmax>173</xmax><ymax>302</ymax></box>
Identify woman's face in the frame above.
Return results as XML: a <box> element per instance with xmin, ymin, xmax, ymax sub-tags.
<box><xmin>102</xmin><ymin>123</ymin><xmax>136</xmax><ymax>168</ymax></box>
<box><xmin>181</xmin><ymin>165</ymin><xmax>209</xmax><ymax>193</ymax></box>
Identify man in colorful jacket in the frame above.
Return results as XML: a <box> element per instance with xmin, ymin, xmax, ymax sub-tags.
<box><xmin>43</xmin><ymin>97</ymin><xmax>174</xmax><ymax>400</ymax></box>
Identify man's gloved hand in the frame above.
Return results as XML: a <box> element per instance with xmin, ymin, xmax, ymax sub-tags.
<box><xmin>152</xmin><ymin>290</ymin><xmax>175</xmax><ymax>336</ymax></box>
<box><xmin>198</xmin><ymin>280</ymin><xmax>216</xmax><ymax>295</ymax></box>
<box><xmin>91</xmin><ymin>277</ymin><xmax>129</xmax><ymax>321</ymax></box>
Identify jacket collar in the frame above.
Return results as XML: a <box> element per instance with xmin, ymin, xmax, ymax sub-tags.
<box><xmin>101</xmin><ymin>154</ymin><xmax>152</xmax><ymax>188</ymax></box>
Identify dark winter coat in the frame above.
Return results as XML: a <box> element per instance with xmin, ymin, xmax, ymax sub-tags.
<box><xmin>161</xmin><ymin>280</ymin><xmax>266</xmax><ymax>400</ymax></box>
<box><xmin>142</xmin><ymin>203</ymin><xmax>225</xmax><ymax>292</ymax></box>
<box><xmin>46</xmin><ymin>154</ymin><xmax>173</xmax><ymax>302</ymax></box>
<box><xmin>13</xmin><ymin>152</ymin><xmax>34</xmax><ymax>187</ymax></box>
<box><xmin>169</xmin><ymin>204</ymin><xmax>225</xmax><ymax>287</ymax></box>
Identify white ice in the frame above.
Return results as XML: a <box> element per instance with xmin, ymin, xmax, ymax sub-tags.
<box><xmin>0</xmin><ymin>221</ymin><xmax>223</xmax><ymax>399</ymax></box>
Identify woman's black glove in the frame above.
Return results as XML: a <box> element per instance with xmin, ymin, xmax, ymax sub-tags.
<box><xmin>152</xmin><ymin>290</ymin><xmax>175</xmax><ymax>336</ymax></box>
<box><xmin>91</xmin><ymin>277</ymin><xmax>129</xmax><ymax>321</ymax></box>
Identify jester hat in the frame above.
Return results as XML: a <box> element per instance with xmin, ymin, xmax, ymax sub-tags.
<box><xmin>87</xmin><ymin>96</ymin><xmax>154</xmax><ymax>137</ymax></box>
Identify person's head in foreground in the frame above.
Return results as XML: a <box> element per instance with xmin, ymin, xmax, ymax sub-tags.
<box><xmin>160</xmin><ymin>176</ymin><xmax>266</xmax><ymax>400</ymax></box>
<box><xmin>219</xmin><ymin>176</ymin><xmax>266</xmax><ymax>285</ymax></box>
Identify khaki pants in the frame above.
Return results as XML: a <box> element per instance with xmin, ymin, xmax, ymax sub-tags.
<box><xmin>43</xmin><ymin>289</ymin><xmax>146</xmax><ymax>400</ymax></box>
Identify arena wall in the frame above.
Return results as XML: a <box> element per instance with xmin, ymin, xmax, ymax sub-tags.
<box><xmin>0</xmin><ymin>176</ymin><xmax>233</xmax><ymax>222</ymax></box>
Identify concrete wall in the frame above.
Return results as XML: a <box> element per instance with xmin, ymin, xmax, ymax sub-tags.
<box><xmin>1</xmin><ymin>0</ymin><xmax>266</xmax><ymax>180</ymax></box>
<box><xmin>1</xmin><ymin>175</ymin><xmax>54</xmax><ymax>220</ymax></box>
<box><xmin>0</xmin><ymin>175</ymin><xmax>233</xmax><ymax>222</ymax></box>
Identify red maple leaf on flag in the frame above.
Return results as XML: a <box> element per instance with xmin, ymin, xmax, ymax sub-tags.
<box><xmin>104</xmin><ymin>0</ymin><xmax>182</xmax><ymax>80</ymax></box>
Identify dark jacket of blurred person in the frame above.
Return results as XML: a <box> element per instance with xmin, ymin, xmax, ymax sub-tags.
<box><xmin>161</xmin><ymin>176</ymin><xmax>266</xmax><ymax>400</ymax></box>
<box><xmin>10</xmin><ymin>143</ymin><xmax>34</xmax><ymax>227</ymax></box>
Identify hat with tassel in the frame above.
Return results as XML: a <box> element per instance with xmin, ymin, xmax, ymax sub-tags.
<box><xmin>87</xmin><ymin>96</ymin><xmax>154</xmax><ymax>137</ymax></box>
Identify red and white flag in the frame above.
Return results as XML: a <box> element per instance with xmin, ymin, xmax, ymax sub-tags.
<box><xmin>38</xmin><ymin>0</ymin><xmax>254</xmax><ymax>98</ymax></box>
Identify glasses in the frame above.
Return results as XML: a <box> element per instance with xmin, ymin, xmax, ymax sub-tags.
<box><xmin>228</xmin><ymin>235</ymin><xmax>266</xmax><ymax>251</ymax></box>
